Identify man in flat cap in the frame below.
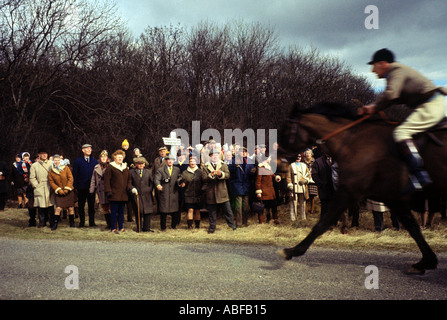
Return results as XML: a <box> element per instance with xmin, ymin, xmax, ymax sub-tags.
<box><xmin>155</xmin><ymin>153</ymin><xmax>182</xmax><ymax>231</ymax></box>
<box><xmin>73</xmin><ymin>143</ymin><xmax>98</xmax><ymax>227</ymax></box>
<box><xmin>202</xmin><ymin>148</ymin><xmax>235</xmax><ymax>233</ymax></box>
<box><xmin>153</xmin><ymin>146</ymin><xmax>167</xmax><ymax>175</ymax></box>
<box><xmin>153</xmin><ymin>146</ymin><xmax>168</xmax><ymax>218</ymax></box>
<box><xmin>130</xmin><ymin>156</ymin><xmax>154</xmax><ymax>232</ymax></box>
<box><xmin>359</xmin><ymin>48</ymin><xmax>447</xmax><ymax>191</ymax></box>
<box><xmin>29</xmin><ymin>148</ymin><xmax>55</xmax><ymax>227</ymax></box>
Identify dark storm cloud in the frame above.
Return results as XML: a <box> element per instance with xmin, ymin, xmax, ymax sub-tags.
<box><xmin>115</xmin><ymin>0</ymin><xmax>447</xmax><ymax>87</ymax></box>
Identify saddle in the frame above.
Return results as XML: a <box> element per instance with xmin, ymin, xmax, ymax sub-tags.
<box><xmin>422</xmin><ymin>117</ymin><xmax>447</xmax><ymax>147</ymax></box>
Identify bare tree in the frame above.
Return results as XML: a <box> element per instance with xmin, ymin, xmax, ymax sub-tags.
<box><xmin>1</xmin><ymin>12</ymin><xmax>376</xmax><ymax>161</ymax></box>
<box><xmin>0</xmin><ymin>0</ymin><xmax>122</xmax><ymax>157</ymax></box>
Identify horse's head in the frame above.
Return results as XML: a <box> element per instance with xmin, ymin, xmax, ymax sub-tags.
<box><xmin>277</xmin><ymin>102</ymin><xmax>313</xmax><ymax>163</ymax></box>
<box><xmin>278</xmin><ymin>101</ymin><xmax>360</xmax><ymax>163</ymax></box>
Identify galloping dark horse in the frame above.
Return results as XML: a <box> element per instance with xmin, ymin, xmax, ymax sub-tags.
<box><xmin>277</xmin><ymin>101</ymin><xmax>447</xmax><ymax>274</ymax></box>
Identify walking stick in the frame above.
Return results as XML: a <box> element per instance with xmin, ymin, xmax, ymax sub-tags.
<box><xmin>136</xmin><ymin>193</ymin><xmax>141</xmax><ymax>233</ymax></box>
<box><xmin>290</xmin><ymin>191</ymin><xmax>297</xmax><ymax>221</ymax></box>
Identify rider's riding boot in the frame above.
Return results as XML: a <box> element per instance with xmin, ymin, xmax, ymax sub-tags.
<box><xmin>397</xmin><ymin>139</ymin><xmax>432</xmax><ymax>190</ymax></box>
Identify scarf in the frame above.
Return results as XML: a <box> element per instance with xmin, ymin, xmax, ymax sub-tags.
<box><xmin>52</xmin><ymin>163</ymin><xmax>65</xmax><ymax>173</ymax></box>
<box><xmin>100</xmin><ymin>162</ymin><xmax>109</xmax><ymax>170</ymax></box>
<box><xmin>17</xmin><ymin>160</ymin><xmax>32</xmax><ymax>177</ymax></box>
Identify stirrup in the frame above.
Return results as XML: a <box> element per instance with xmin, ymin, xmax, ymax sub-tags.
<box><xmin>405</xmin><ymin>171</ymin><xmax>432</xmax><ymax>193</ymax></box>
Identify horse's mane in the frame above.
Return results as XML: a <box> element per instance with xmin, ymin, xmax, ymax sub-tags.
<box><xmin>294</xmin><ymin>101</ymin><xmax>412</xmax><ymax>124</ymax></box>
<box><xmin>298</xmin><ymin>101</ymin><xmax>360</xmax><ymax>120</ymax></box>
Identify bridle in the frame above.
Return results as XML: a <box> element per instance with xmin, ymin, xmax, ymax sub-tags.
<box><xmin>284</xmin><ymin>110</ymin><xmax>399</xmax><ymax>148</ymax></box>
<box><xmin>316</xmin><ymin>111</ymin><xmax>399</xmax><ymax>145</ymax></box>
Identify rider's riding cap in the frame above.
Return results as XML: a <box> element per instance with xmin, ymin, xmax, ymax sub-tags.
<box><xmin>368</xmin><ymin>48</ymin><xmax>395</xmax><ymax>65</ymax></box>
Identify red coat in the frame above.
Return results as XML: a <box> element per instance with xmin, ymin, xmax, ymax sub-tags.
<box><xmin>255</xmin><ymin>164</ymin><xmax>280</xmax><ymax>200</ymax></box>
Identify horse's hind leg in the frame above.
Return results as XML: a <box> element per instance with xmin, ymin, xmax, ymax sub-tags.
<box><xmin>389</xmin><ymin>202</ymin><xmax>438</xmax><ymax>274</ymax></box>
<box><xmin>279</xmin><ymin>191</ymin><xmax>351</xmax><ymax>260</ymax></box>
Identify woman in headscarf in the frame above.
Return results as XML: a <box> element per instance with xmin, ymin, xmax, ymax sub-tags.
<box><xmin>49</xmin><ymin>154</ymin><xmax>75</xmax><ymax>230</ymax></box>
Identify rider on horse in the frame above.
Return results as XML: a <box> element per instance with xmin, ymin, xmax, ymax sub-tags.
<box><xmin>359</xmin><ymin>48</ymin><xmax>447</xmax><ymax>191</ymax></box>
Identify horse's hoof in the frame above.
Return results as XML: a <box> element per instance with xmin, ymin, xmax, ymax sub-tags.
<box><xmin>278</xmin><ymin>248</ymin><xmax>293</xmax><ymax>260</ymax></box>
<box><xmin>406</xmin><ymin>266</ymin><xmax>425</xmax><ymax>275</ymax></box>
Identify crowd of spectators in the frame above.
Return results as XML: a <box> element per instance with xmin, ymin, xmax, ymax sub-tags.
<box><xmin>1</xmin><ymin>139</ymin><xmax>445</xmax><ymax>234</ymax></box>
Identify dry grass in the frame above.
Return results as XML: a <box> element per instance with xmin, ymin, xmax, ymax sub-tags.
<box><xmin>1</xmin><ymin>200</ymin><xmax>447</xmax><ymax>253</ymax></box>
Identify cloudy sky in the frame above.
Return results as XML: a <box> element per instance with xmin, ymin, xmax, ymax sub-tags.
<box><xmin>114</xmin><ymin>0</ymin><xmax>447</xmax><ymax>91</ymax></box>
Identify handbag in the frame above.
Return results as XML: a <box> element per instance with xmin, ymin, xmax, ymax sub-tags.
<box><xmin>252</xmin><ymin>200</ymin><xmax>264</xmax><ymax>214</ymax></box>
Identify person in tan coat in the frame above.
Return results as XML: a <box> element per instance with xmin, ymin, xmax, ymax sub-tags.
<box><xmin>255</xmin><ymin>156</ymin><xmax>282</xmax><ymax>224</ymax></box>
<box><xmin>49</xmin><ymin>154</ymin><xmax>75</xmax><ymax>230</ymax></box>
<box><xmin>202</xmin><ymin>149</ymin><xmax>235</xmax><ymax>233</ymax></box>
<box><xmin>29</xmin><ymin>148</ymin><xmax>55</xmax><ymax>228</ymax></box>
<box><xmin>104</xmin><ymin>150</ymin><xmax>132</xmax><ymax>233</ymax></box>
<box><xmin>287</xmin><ymin>153</ymin><xmax>310</xmax><ymax>221</ymax></box>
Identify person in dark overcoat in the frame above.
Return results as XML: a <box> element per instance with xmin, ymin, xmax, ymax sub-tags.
<box><xmin>104</xmin><ymin>149</ymin><xmax>132</xmax><ymax>234</ymax></box>
<box><xmin>73</xmin><ymin>143</ymin><xmax>98</xmax><ymax>227</ymax></box>
<box><xmin>155</xmin><ymin>153</ymin><xmax>182</xmax><ymax>231</ymax></box>
<box><xmin>89</xmin><ymin>150</ymin><xmax>111</xmax><ymax>229</ymax></box>
<box><xmin>228</xmin><ymin>147</ymin><xmax>255</xmax><ymax>227</ymax></box>
<box><xmin>175</xmin><ymin>150</ymin><xmax>188</xmax><ymax>214</ymax></box>
<box><xmin>0</xmin><ymin>160</ymin><xmax>10</xmax><ymax>211</ymax></box>
<box><xmin>180</xmin><ymin>156</ymin><xmax>205</xmax><ymax>229</ymax></box>
<box><xmin>11</xmin><ymin>152</ymin><xmax>31</xmax><ymax>208</ymax></box>
<box><xmin>130</xmin><ymin>156</ymin><xmax>154</xmax><ymax>232</ymax></box>
<box><xmin>311</xmin><ymin>153</ymin><xmax>335</xmax><ymax>218</ymax></box>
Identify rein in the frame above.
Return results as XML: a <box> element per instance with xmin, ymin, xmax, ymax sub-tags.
<box><xmin>316</xmin><ymin>111</ymin><xmax>400</xmax><ymax>144</ymax></box>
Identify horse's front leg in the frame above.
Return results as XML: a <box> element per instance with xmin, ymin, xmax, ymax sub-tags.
<box><xmin>279</xmin><ymin>190</ymin><xmax>353</xmax><ymax>260</ymax></box>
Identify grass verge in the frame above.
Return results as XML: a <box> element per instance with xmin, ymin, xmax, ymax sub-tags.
<box><xmin>1</xmin><ymin>201</ymin><xmax>447</xmax><ymax>253</ymax></box>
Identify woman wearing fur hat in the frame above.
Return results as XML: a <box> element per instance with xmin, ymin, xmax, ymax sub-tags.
<box><xmin>49</xmin><ymin>154</ymin><xmax>75</xmax><ymax>230</ymax></box>
<box><xmin>90</xmin><ymin>150</ymin><xmax>111</xmax><ymax>229</ymax></box>
<box><xmin>255</xmin><ymin>156</ymin><xmax>282</xmax><ymax>224</ymax></box>
<box><xmin>104</xmin><ymin>150</ymin><xmax>132</xmax><ymax>234</ymax></box>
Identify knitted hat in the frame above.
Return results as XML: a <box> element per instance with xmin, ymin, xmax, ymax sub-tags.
<box><xmin>122</xmin><ymin>139</ymin><xmax>129</xmax><ymax>147</ymax></box>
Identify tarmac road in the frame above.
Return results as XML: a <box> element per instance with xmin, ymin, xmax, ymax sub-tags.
<box><xmin>1</xmin><ymin>237</ymin><xmax>446</xmax><ymax>303</ymax></box>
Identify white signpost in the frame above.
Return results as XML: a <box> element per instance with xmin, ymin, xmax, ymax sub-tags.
<box><xmin>162</xmin><ymin>131</ymin><xmax>182</xmax><ymax>147</ymax></box>
<box><xmin>162</xmin><ymin>132</ymin><xmax>182</xmax><ymax>158</ymax></box>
